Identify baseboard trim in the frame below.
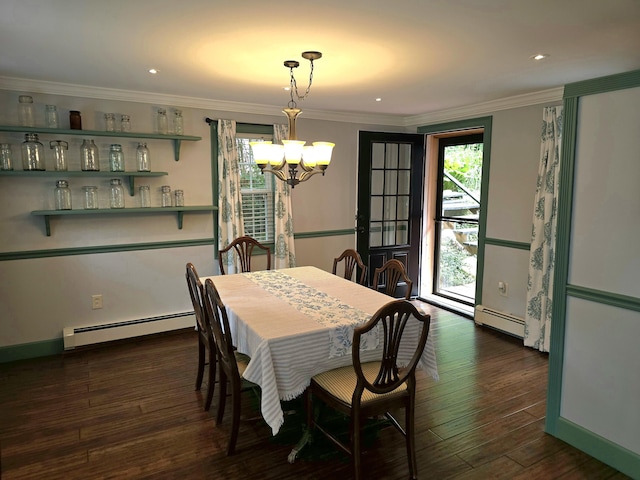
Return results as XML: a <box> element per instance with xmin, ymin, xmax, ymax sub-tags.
<box><xmin>0</xmin><ymin>338</ymin><xmax>64</xmax><ymax>364</ymax></box>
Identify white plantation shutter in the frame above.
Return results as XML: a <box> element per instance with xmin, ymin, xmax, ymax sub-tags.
<box><xmin>236</xmin><ymin>134</ymin><xmax>275</xmax><ymax>243</ymax></box>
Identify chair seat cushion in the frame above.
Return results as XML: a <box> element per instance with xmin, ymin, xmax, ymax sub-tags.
<box><xmin>234</xmin><ymin>351</ymin><xmax>251</xmax><ymax>377</ymax></box>
<box><xmin>311</xmin><ymin>361</ymin><xmax>407</xmax><ymax>406</ymax></box>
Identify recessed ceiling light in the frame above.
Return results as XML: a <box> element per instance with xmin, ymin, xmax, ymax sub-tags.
<box><xmin>148</xmin><ymin>68</ymin><xmax>159</xmax><ymax>74</ymax></box>
<box><xmin>375</xmin><ymin>98</ymin><xmax>382</xmax><ymax>102</ymax></box>
<box><xmin>283</xmin><ymin>86</ymin><xmax>290</xmax><ymax>91</ymax></box>
<box><xmin>531</xmin><ymin>54</ymin><xmax>549</xmax><ymax>61</ymax></box>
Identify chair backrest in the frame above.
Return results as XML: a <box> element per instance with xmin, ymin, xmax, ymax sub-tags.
<box><xmin>218</xmin><ymin>235</ymin><xmax>271</xmax><ymax>275</ymax></box>
<box><xmin>203</xmin><ymin>278</ymin><xmax>240</xmax><ymax>378</ymax></box>
<box><xmin>372</xmin><ymin>259</ymin><xmax>413</xmax><ymax>299</ymax></box>
<box><xmin>352</xmin><ymin>299</ymin><xmax>430</xmax><ymax>396</ymax></box>
<box><xmin>332</xmin><ymin>249</ymin><xmax>367</xmax><ymax>285</ymax></box>
<box><xmin>185</xmin><ymin>262</ymin><xmax>209</xmax><ymax>337</ymax></box>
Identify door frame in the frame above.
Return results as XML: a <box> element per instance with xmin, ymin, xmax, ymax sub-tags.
<box><xmin>417</xmin><ymin>116</ymin><xmax>493</xmax><ymax>310</ymax></box>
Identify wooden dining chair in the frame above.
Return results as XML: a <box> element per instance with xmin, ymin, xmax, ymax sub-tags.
<box><xmin>203</xmin><ymin>277</ymin><xmax>256</xmax><ymax>455</ymax></box>
<box><xmin>332</xmin><ymin>248</ymin><xmax>367</xmax><ymax>285</ymax></box>
<box><xmin>218</xmin><ymin>235</ymin><xmax>272</xmax><ymax>275</ymax></box>
<box><xmin>306</xmin><ymin>299</ymin><xmax>431</xmax><ymax>480</ymax></box>
<box><xmin>372</xmin><ymin>259</ymin><xmax>413</xmax><ymax>299</ymax></box>
<box><xmin>185</xmin><ymin>262</ymin><xmax>216</xmax><ymax>412</ymax></box>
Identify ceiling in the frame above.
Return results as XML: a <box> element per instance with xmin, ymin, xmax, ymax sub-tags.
<box><xmin>1</xmin><ymin>0</ymin><xmax>639</xmax><ymax>121</ymax></box>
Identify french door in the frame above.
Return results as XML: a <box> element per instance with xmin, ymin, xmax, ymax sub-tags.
<box><xmin>357</xmin><ymin>131</ymin><xmax>425</xmax><ymax>298</ymax></box>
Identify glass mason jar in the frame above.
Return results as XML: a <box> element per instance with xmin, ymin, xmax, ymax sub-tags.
<box><xmin>173</xmin><ymin>109</ymin><xmax>184</xmax><ymax>135</ymax></box>
<box><xmin>161</xmin><ymin>185</ymin><xmax>172</xmax><ymax>207</ymax></box>
<box><xmin>18</xmin><ymin>95</ymin><xmax>35</xmax><ymax>127</ymax></box>
<box><xmin>49</xmin><ymin>140</ymin><xmax>68</xmax><ymax>171</ymax></box>
<box><xmin>120</xmin><ymin>114</ymin><xmax>131</xmax><ymax>132</ymax></box>
<box><xmin>45</xmin><ymin>105</ymin><xmax>59</xmax><ymax>129</ymax></box>
<box><xmin>174</xmin><ymin>189</ymin><xmax>184</xmax><ymax>207</ymax></box>
<box><xmin>21</xmin><ymin>133</ymin><xmax>45</xmax><ymax>171</ymax></box>
<box><xmin>156</xmin><ymin>108</ymin><xmax>168</xmax><ymax>134</ymax></box>
<box><xmin>109</xmin><ymin>178</ymin><xmax>125</xmax><ymax>208</ymax></box>
<box><xmin>83</xmin><ymin>186</ymin><xmax>98</xmax><ymax>209</ymax></box>
<box><xmin>139</xmin><ymin>185</ymin><xmax>151</xmax><ymax>207</ymax></box>
<box><xmin>55</xmin><ymin>180</ymin><xmax>72</xmax><ymax>210</ymax></box>
<box><xmin>136</xmin><ymin>142</ymin><xmax>150</xmax><ymax>171</ymax></box>
<box><xmin>80</xmin><ymin>139</ymin><xmax>100</xmax><ymax>171</ymax></box>
<box><xmin>104</xmin><ymin>113</ymin><xmax>116</xmax><ymax>132</ymax></box>
<box><xmin>69</xmin><ymin>110</ymin><xmax>82</xmax><ymax>130</ymax></box>
<box><xmin>1</xmin><ymin>143</ymin><xmax>13</xmax><ymax>171</ymax></box>
<box><xmin>109</xmin><ymin>144</ymin><xmax>125</xmax><ymax>172</ymax></box>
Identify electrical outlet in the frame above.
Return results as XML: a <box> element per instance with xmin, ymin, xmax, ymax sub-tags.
<box><xmin>92</xmin><ymin>294</ymin><xmax>103</xmax><ymax>309</ymax></box>
<box><xmin>498</xmin><ymin>282</ymin><xmax>508</xmax><ymax>297</ymax></box>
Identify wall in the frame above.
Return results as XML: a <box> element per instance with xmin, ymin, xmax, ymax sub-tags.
<box><xmin>481</xmin><ymin>103</ymin><xmax>554</xmax><ymax>317</ymax></box>
<box><xmin>0</xmin><ymin>87</ymin><xmax>399</xmax><ymax>356</ymax></box>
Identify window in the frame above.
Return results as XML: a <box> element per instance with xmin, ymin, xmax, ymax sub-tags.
<box><xmin>236</xmin><ymin>134</ymin><xmax>275</xmax><ymax>243</ymax></box>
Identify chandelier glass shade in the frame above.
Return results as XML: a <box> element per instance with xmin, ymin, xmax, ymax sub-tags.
<box><xmin>250</xmin><ymin>51</ymin><xmax>334</xmax><ymax>188</ymax></box>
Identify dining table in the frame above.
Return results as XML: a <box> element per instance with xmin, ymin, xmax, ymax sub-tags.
<box><xmin>200</xmin><ymin>265</ymin><xmax>438</xmax><ymax>442</ymax></box>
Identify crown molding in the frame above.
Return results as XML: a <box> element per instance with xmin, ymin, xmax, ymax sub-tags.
<box><xmin>404</xmin><ymin>87</ymin><xmax>564</xmax><ymax>127</ymax></box>
<box><xmin>0</xmin><ymin>76</ymin><xmax>563</xmax><ymax>128</ymax></box>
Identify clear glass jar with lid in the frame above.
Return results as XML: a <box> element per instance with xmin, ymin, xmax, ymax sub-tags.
<box><xmin>139</xmin><ymin>185</ymin><xmax>151</xmax><ymax>207</ymax></box>
<box><xmin>120</xmin><ymin>114</ymin><xmax>131</xmax><ymax>132</ymax></box>
<box><xmin>50</xmin><ymin>140</ymin><xmax>68</xmax><ymax>171</ymax></box>
<box><xmin>156</xmin><ymin>108</ymin><xmax>168</xmax><ymax>134</ymax></box>
<box><xmin>174</xmin><ymin>189</ymin><xmax>184</xmax><ymax>207</ymax></box>
<box><xmin>161</xmin><ymin>185</ymin><xmax>172</xmax><ymax>207</ymax></box>
<box><xmin>83</xmin><ymin>186</ymin><xmax>98</xmax><ymax>209</ymax></box>
<box><xmin>55</xmin><ymin>180</ymin><xmax>72</xmax><ymax>210</ymax></box>
<box><xmin>18</xmin><ymin>95</ymin><xmax>35</xmax><ymax>127</ymax></box>
<box><xmin>21</xmin><ymin>133</ymin><xmax>45</xmax><ymax>171</ymax></box>
<box><xmin>109</xmin><ymin>179</ymin><xmax>125</xmax><ymax>208</ymax></box>
<box><xmin>109</xmin><ymin>144</ymin><xmax>125</xmax><ymax>172</ymax></box>
<box><xmin>80</xmin><ymin>139</ymin><xmax>100</xmax><ymax>171</ymax></box>
<box><xmin>173</xmin><ymin>109</ymin><xmax>184</xmax><ymax>135</ymax></box>
<box><xmin>104</xmin><ymin>113</ymin><xmax>116</xmax><ymax>132</ymax></box>
<box><xmin>45</xmin><ymin>105</ymin><xmax>59</xmax><ymax>129</ymax></box>
<box><xmin>1</xmin><ymin>143</ymin><xmax>13</xmax><ymax>171</ymax></box>
<box><xmin>136</xmin><ymin>142</ymin><xmax>150</xmax><ymax>171</ymax></box>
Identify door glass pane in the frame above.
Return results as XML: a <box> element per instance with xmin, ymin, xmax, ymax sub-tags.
<box><xmin>435</xmin><ymin>220</ymin><xmax>477</xmax><ymax>300</ymax></box>
<box><xmin>372</xmin><ymin>143</ymin><xmax>385</xmax><ymax>169</ymax></box>
<box><xmin>385</xmin><ymin>144</ymin><xmax>398</xmax><ymax>168</ymax></box>
<box><xmin>398</xmin><ymin>170</ymin><xmax>410</xmax><ymax>195</ymax></box>
<box><xmin>383</xmin><ymin>196</ymin><xmax>396</xmax><ymax>221</ymax></box>
<box><xmin>384</xmin><ymin>170</ymin><xmax>397</xmax><ymax>195</ymax></box>
<box><xmin>370</xmin><ymin>196</ymin><xmax>383</xmax><ymax>221</ymax></box>
<box><xmin>399</xmin><ymin>144</ymin><xmax>411</xmax><ymax>169</ymax></box>
<box><xmin>370</xmin><ymin>222</ymin><xmax>382</xmax><ymax>247</ymax></box>
<box><xmin>397</xmin><ymin>221</ymin><xmax>408</xmax><ymax>244</ymax></box>
<box><xmin>371</xmin><ymin>170</ymin><xmax>384</xmax><ymax>195</ymax></box>
<box><xmin>383</xmin><ymin>221</ymin><xmax>396</xmax><ymax>246</ymax></box>
<box><xmin>397</xmin><ymin>196</ymin><xmax>409</xmax><ymax>220</ymax></box>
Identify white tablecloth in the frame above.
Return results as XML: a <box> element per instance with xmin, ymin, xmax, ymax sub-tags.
<box><xmin>202</xmin><ymin>266</ymin><xmax>438</xmax><ymax>435</ymax></box>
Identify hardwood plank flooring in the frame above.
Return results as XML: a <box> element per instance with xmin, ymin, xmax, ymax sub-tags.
<box><xmin>0</xmin><ymin>305</ymin><xmax>630</xmax><ymax>479</ymax></box>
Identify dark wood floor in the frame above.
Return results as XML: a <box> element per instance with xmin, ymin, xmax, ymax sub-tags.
<box><xmin>0</xmin><ymin>305</ymin><xmax>630</xmax><ymax>479</ymax></box>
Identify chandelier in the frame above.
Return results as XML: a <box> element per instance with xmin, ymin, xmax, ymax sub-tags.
<box><xmin>250</xmin><ymin>51</ymin><xmax>334</xmax><ymax>188</ymax></box>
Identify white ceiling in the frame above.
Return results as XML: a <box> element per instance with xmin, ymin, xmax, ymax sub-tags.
<box><xmin>1</xmin><ymin>0</ymin><xmax>639</xmax><ymax>121</ymax></box>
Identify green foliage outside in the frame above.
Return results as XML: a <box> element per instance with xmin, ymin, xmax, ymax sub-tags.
<box><xmin>443</xmin><ymin>143</ymin><xmax>483</xmax><ymax>195</ymax></box>
<box><xmin>439</xmin><ymin>236</ymin><xmax>475</xmax><ymax>288</ymax></box>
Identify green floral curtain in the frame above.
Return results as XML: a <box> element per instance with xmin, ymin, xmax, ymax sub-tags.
<box><xmin>217</xmin><ymin>119</ymin><xmax>244</xmax><ymax>273</ymax></box>
<box><xmin>524</xmin><ymin>106</ymin><xmax>563</xmax><ymax>352</ymax></box>
<box><xmin>273</xmin><ymin>124</ymin><xmax>296</xmax><ymax>269</ymax></box>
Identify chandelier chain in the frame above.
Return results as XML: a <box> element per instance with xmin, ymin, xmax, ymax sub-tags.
<box><xmin>288</xmin><ymin>59</ymin><xmax>315</xmax><ymax>109</ymax></box>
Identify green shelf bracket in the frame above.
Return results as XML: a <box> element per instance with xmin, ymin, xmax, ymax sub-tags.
<box><xmin>178</xmin><ymin>211</ymin><xmax>184</xmax><ymax>229</ymax></box>
<box><xmin>127</xmin><ymin>177</ymin><xmax>135</xmax><ymax>196</ymax></box>
<box><xmin>173</xmin><ymin>139</ymin><xmax>182</xmax><ymax>161</ymax></box>
<box><xmin>43</xmin><ymin>215</ymin><xmax>51</xmax><ymax>236</ymax></box>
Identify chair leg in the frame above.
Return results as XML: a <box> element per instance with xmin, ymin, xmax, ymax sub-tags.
<box><xmin>406</xmin><ymin>400</ymin><xmax>417</xmax><ymax>480</ymax></box>
<box><xmin>227</xmin><ymin>379</ymin><xmax>241</xmax><ymax>455</ymax></box>
<box><xmin>216</xmin><ymin>371</ymin><xmax>228</xmax><ymax>426</ymax></box>
<box><xmin>351</xmin><ymin>414</ymin><xmax>362</xmax><ymax>480</ymax></box>
<box><xmin>204</xmin><ymin>349</ymin><xmax>217</xmax><ymax>411</ymax></box>
<box><xmin>195</xmin><ymin>338</ymin><xmax>205</xmax><ymax>391</ymax></box>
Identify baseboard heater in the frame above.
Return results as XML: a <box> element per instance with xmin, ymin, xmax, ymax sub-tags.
<box><xmin>63</xmin><ymin>311</ymin><xmax>195</xmax><ymax>350</ymax></box>
<box><xmin>474</xmin><ymin>305</ymin><xmax>524</xmax><ymax>338</ymax></box>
